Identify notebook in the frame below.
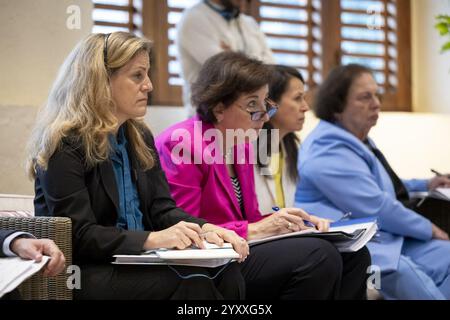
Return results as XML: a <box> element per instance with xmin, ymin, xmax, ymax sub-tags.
<box><xmin>248</xmin><ymin>217</ymin><xmax>378</xmax><ymax>252</ymax></box>
<box><xmin>112</xmin><ymin>242</ymin><xmax>240</xmax><ymax>268</ymax></box>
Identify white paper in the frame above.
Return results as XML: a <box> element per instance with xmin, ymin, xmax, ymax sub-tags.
<box><xmin>113</xmin><ymin>242</ymin><xmax>239</xmax><ymax>268</ymax></box>
<box><xmin>248</xmin><ymin>219</ymin><xmax>378</xmax><ymax>252</ymax></box>
<box><xmin>434</xmin><ymin>188</ymin><xmax>450</xmax><ymax>200</ymax></box>
<box><xmin>0</xmin><ymin>255</ymin><xmax>50</xmax><ymax>298</ymax></box>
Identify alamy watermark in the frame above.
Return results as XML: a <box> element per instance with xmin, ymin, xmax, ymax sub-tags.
<box><xmin>66</xmin><ymin>264</ymin><xmax>81</xmax><ymax>290</ymax></box>
<box><xmin>66</xmin><ymin>5</ymin><xmax>81</xmax><ymax>30</ymax></box>
<box><xmin>367</xmin><ymin>265</ymin><xmax>382</xmax><ymax>290</ymax></box>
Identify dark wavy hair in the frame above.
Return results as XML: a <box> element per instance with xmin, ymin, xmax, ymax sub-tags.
<box><xmin>191</xmin><ymin>51</ymin><xmax>272</xmax><ymax>123</ymax></box>
<box><xmin>314</xmin><ymin>64</ymin><xmax>373</xmax><ymax>123</ymax></box>
<box><xmin>257</xmin><ymin>65</ymin><xmax>305</xmax><ymax>182</ymax></box>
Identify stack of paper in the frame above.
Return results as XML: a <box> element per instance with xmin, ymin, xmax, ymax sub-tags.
<box><xmin>113</xmin><ymin>242</ymin><xmax>240</xmax><ymax>268</ymax></box>
<box><xmin>0</xmin><ymin>256</ymin><xmax>50</xmax><ymax>298</ymax></box>
<box><xmin>326</xmin><ymin>217</ymin><xmax>378</xmax><ymax>252</ymax></box>
<box><xmin>248</xmin><ymin>217</ymin><xmax>378</xmax><ymax>252</ymax></box>
<box><xmin>430</xmin><ymin>188</ymin><xmax>450</xmax><ymax>201</ymax></box>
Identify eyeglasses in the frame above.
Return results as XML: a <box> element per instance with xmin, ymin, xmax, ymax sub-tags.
<box><xmin>237</xmin><ymin>98</ymin><xmax>278</xmax><ymax>121</ymax></box>
<box><xmin>104</xmin><ymin>33</ymin><xmax>111</xmax><ymax>67</ymax></box>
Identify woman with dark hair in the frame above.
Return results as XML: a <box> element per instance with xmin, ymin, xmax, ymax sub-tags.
<box><xmin>295</xmin><ymin>63</ymin><xmax>450</xmax><ymax>299</ymax></box>
<box><xmin>255</xmin><ymin>65</ymin><xmax>307</xmax><ymax>213</ymax></box>
<box><xmin>156</xmin><ymin>52</ymin><xmax>371</xmax><ymax>299</ymax></box>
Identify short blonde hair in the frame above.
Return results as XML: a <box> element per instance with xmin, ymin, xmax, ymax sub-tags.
<box><xmin>26</xmin><ymin>32</ymin><xmax>154</xmax><ymax>178</ymax></box>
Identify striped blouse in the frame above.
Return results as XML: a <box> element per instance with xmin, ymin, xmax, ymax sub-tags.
<box><xmin>230</xmin><ymin>176</ymin><xmax>245</xmax><ymax>215</ymax></box>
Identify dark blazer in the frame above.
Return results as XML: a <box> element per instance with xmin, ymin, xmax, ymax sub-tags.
<box><xmin>34</xmin><ymin>128</ymin><xmax>206</xmax><ymax>264</ymax></box>
<box><xmin>0</xmin><ymin>229</ymin><xmax>16</xmax><ymax>257</ymax></box>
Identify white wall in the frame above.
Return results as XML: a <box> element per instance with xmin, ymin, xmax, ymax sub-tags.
<box><xmin>145</xmin><ymin>106</ymin><xmax>187</xmax><ymax>135</ymax></box>
<box><xmin>0</xmin><ymin>0</ymin><xmax>93</xmax><ymax>107</ymax></box>
<box><xmin>412</xmin><ymin>0</ymin><xmax>450</xmax><ymax>113</ymax></box>
<box><xmin>0</xmin><ymin>0</ymin><xmax>92</xmax><ymax>195</ymax></box>
<box><xmin>300</xmin><ymin>112</ymin><xmax>450</xmax><ymax>180</ymax></box>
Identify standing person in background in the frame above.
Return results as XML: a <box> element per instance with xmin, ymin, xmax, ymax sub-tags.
<box><xmin>177</xmin><ymin>0</ymin><xmax>275</xmax><ymax>116</ymax></box>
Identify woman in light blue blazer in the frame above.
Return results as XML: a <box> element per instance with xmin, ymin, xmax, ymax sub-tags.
<box><xmin>295</xmin><ymin>64</ymin><xmax>450</xmax><ymax>300</ymax></box>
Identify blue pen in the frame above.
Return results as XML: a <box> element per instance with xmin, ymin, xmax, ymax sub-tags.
<box><xmin>272</xmin><ymin>206</ymin><xmax>316</xmax><ymax>229</ymax></box>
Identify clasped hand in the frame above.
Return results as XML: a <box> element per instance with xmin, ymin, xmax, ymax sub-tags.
<box><xmin>144</xmin><ymin>221</ymin><xmax>249</xmax><ymax>262</ymax></box>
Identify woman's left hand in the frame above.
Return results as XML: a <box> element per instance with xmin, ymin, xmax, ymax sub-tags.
<box><xmin>307</xmin><ymin>215</ymin><xmax>331</xmax><ymax>232</ymax></box>
<box><xmin>428</xmin><ymin>175</ymin><xmax>450</xmax><ymax>190</ymax></box>
<box><xmin>201</xmin><ymin>223</ymin><xmax>249</xmax><ymax>263</ymax></box>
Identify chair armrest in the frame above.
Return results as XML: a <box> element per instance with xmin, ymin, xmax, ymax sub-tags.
<box><xmin>0</xmin><ymin>216</ymin><xmax>72</xmax><ymax>300</ymax></box>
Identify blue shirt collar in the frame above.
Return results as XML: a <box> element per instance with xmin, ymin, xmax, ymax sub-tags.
<box><xmin>109</xmin><ymin>125</ymin><xmax>127</xmax><ymax>150</ymax></box>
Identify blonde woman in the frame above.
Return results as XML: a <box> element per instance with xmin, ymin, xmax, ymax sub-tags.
<box><xmin>26</xmin><ymin>32</ymin><xmax>248</xmax><ymax>300</ymax></box>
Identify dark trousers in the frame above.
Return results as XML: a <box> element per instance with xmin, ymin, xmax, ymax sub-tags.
<box><xmin>240</xmin><ymin>237</ymin><xmax>371</xmax><ymax>300</ymax></box>
<box><xmin>340</xmin><ymin>248</ymin><xmax>371</xmax><ymax>300</ymax></box>
<box><xmin>411</xmin><ymin>198</ymin><xmax>450</xmax><ymax>234</ymax></box>
<box><xmin>1</xmin><ymin>289</ymin><xmax>22</xmax><ymax>300</ymax></box>
<box><xmin>75</xmin><ymin>262</ymin><xmax>245</xmax><ymax>300</ymax></box>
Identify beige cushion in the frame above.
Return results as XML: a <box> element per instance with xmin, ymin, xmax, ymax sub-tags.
<box><xmin>0</xmin><ymin>210</ymin><xmax>33</xmax><ymax>217</ymax></box>
<box><xmin>0</xmin><ymin>193</ymin><xmax>34</xmax><ymax>214</ymax></box>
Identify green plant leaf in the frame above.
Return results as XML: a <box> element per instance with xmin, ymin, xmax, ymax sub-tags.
<box><xmin>435</xmin><ymin>22</ymin><xmax>450</xmax><ymax>35</ymax></box>
<box><xmin>435</xmin><ymin>15</ymin><xmax>450</xmax><ymax>56</ymax></box>
<box><xmin>441</xmin><ymin>42</ymin><xmax>450</xmax><ymax>53</ymax></box>
<box><xmin>436</xmin><ymin>14</ymin><xmax>450</xmax><ymax>24</ymax></box>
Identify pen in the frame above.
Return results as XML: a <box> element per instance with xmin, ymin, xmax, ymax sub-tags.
<box><xmin>272</xmin><ymin>206</ymin><xmax>316</xmax><ymax>229</ymax></box>
<box><xmin>430</xmin><ymin>169</ymin><xmax>450</xmax><ymax>179</ymax></box>
<box><xmin>431</xmin><ymin>169</ymin><xmax>442</xmax><ymax>176</ymax></box>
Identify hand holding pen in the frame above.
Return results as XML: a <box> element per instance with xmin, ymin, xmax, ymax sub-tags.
<box><xmin>428</xmin><ymin>169</ymin><xmax>450</xmax><ymax>190</ymax></box>
<box><xmin>272</xmin><ymin>206</ymin><xmax>330</xmax><ymax>232</ymax></box>
<box><xmin>247</xmin><ymin>207</ymin><xmax>312</xmax><ymax>240</ymax></box>
<box><xmin>431</xmin><ymin>169</ymin><xmax>450</xmax><ymax>178</ymax></box>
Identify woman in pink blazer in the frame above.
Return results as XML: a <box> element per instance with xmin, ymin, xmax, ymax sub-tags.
<box><xmin>156</xmin><ymin>52</ymin><xmax>371</xmax><ymax>299</ymax></box>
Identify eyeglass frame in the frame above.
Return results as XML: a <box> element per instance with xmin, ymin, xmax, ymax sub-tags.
<box><xmin>236</xmin><ymin>98</ymin><xmax>278</xmax><ymax>121</ymax></box>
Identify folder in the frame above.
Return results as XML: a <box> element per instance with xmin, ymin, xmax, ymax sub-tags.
<box><xmin>412</xmin><ymin>188</ymin><xmax>450</xmax><ymax>208</ymax></box>
<box><xmin>248</xmin><ymin>217</ymin><xmax>378</xmax><ymax>252</ymax></box>
<box><xmin>112</xmin><ymin>242</ymin><xmax>240</xmax><ymax>268</ymax></box>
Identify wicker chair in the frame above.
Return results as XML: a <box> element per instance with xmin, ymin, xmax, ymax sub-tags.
<box><xmin>0</xmin><ymin>216</ymin><xmax>72</xmax><ymax>300</ymax></box>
